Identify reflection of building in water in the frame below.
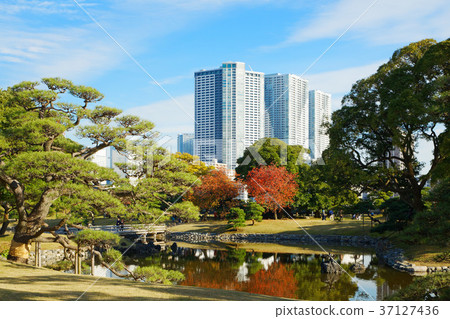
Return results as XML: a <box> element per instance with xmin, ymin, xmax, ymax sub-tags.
<box><xmin>206</xmin><ymin>249</ymin><xmax>215</xmax><ymax>259</ymax></box>
<box><xmin>194</xmin><ymin>249</ymin><xmax>205</xmax><ymax>260</ymax></box>
<box><xmin>377</xmin><ymin>281</ymin><xmax>396</xmax><ymax>301</ymax></box>
<box><xmin>258</xmin><ymin>255</ymin><xmax>275</xmax><ymax>270</ymax></box>
<box><xmin>236</xmin><ymin>262</ymin><xmax>249</xmax><ymax>282</ymax></box>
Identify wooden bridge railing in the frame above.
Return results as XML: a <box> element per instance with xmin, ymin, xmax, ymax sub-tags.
<box><xmin>56</xmin><ymin>224</ymin><xmax>166</xmax><ymax>235</ymax></box>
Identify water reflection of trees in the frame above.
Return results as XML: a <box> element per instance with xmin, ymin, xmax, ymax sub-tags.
<box><xmin>126</xmin><ymin>247</ymin><xmax>411</xmax><ymax>301</ymax></box>
<box><xmin>290</xmin><ymin>255</ymin><xmax>358</xmax><ymax>301</ymax></box>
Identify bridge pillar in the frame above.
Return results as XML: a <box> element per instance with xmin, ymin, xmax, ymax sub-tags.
<box><xmin>140</xmin><ymin>233</ymin><xmax>148</xmax><ymax>244</ymax></box>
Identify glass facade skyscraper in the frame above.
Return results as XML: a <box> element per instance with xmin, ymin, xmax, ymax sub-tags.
<box><xmin>194</xmin><ymin>62</ymin><xmax>264</xmax><ymax>169</ymax></box>
<box><xmin>194</xmin><ymin>62</ymin><xmax>331</xmax><ymax>167</ymax></box>
<box><xmin>177</xmin><ymin>133</ymin><xmax>194</xmax><ymax>155</ymax></box>
<box><xmin>264</xmin><ymin>73</ymin><xmax>309</xmax><ymax>148</ymax></box>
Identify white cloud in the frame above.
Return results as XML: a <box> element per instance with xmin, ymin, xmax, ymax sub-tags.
<box><xmin>0</xmin><ymin>0</ymin><xmax>77</xmax><ymax>15</ymax></box>
<box><xmin>283</xmin><ymin>0</ymin><xmax>449</xmax><ymax>46</ymax></box>
<box><xmin>0</xmin><ymin>0</ymin><xmax>273</xmax><ymax>86</ymax></box>
<box><xmin>307</xmin><ymin>60</ymin><xmax>382</xmax><ymax>94</ymax></box>
<box><xmin>124</xmin><ymin>94</ymin><xmax>195</xmax><ymax>151</ymax></box>
<box><xmin>0</xmin><ymin>26</ymin><xmax>123</xmax><ymax>84</ymax></box>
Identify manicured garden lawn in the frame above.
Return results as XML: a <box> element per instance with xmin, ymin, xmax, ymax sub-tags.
<box><xmin>397</xmin><ymin>244</ymin><xmax>450</xmax><ymax>267</ymax></box>
<box><xmin>169</xmin><ymin>218</ymin><xmax>378</xmax><ymax>236</ymax></box>
<box><xmin>0</xmin><ymin>260</ymin><xmax>285</xmax><ymax>301</ymax></box>
<box><xmin>174</xmin><ymin>240</ymin><xmax>373</xmax><ymax>255</ymax></box>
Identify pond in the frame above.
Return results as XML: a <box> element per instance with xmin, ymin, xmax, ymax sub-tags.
<box><xmin>95</xmin><ymin>242</ymin><xmax>414</xmax><ymax>301</ymax></box>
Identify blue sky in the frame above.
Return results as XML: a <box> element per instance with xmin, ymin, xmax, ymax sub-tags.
<box><xmin>0</xmin><ymin>0</ymin><xmax>448</xmax><ymax>171</ymax></box>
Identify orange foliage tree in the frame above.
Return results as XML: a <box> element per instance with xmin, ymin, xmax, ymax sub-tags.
<box><xmin>245</xmin><ymin>165</ymin><xmax>298</xmax><ymax>219</ymax></box>
<box><xmin>192</xmin><ymin>169</ymin><xmax>241</xmax><ymax>217</ymax></box>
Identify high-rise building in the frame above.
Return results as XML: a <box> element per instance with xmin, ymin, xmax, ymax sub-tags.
<box><xmin>194</xmin><ymin>62</ymin><xmax>264</xmax><ymax>169</ymax></box>
<box><xmin>177</xmin><ymin>133</ymin><xmax>195</xmax><ymax>155</ymax></box>
<box><xmin>264</xmin><ymin>73</ymin><xmax>309</xmax><ymax>148</ymax></box>
<box><xmin>308</xmin><ymin>90</ymin><xmax>331</xmax><ymax>160</ymax></box>
<box><xmin>88</xmin><ymin>146</ymin><xmax>129</xmax><ymax>182</ymax></box>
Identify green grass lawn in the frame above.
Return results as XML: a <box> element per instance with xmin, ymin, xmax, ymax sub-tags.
<box><xmin>0</xmin><ymin>260</ymin><xmax>286</xmax><ymax>301</ymax></box>
<box><xmin>174</xmin><ymin>240</ymin><xmax>374</xmax><ymax>255</ymax></box>
<box><xmin>395</xmin><ymin>243</ymin><xmax>450</xmax><ymax>267</ymax></box>
<box><xmin>169</xmin><ymin>218</ymin><xmax>378</xmax><ymax>236</ymax></box>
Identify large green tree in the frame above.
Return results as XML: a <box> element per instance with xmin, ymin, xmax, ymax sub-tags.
<box><xmin>327</xmin><ymin>39</ymin><xmax>449</xmax><ymax>212</ymax></box>
<box><xmin>0</xmin><ymin>78</ymin><xmax>155</xmax><ymax>262</ymax></box>
<box><xmin>236</xmin><ymin>138</ymin><xmax>306</xmax><ymax>178</ymax></box>
<box><xmin>114</xmin><ymin>148</ymin><xmax>200</xmax><ymax>223</ymax></box>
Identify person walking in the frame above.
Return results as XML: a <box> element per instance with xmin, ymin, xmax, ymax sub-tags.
<box><xmin>116</xmin><ymin>217</ymin><xmax>121</xmax><ymax>231</ymax></box>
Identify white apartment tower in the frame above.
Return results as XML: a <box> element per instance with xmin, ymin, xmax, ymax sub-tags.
<box><xmin>308</xmin><ymin>90</ymin><xmax>331</xmax><ymax>160</ymax></box>
<box><xmin>195</xmin><ymin>62</ymin><xmax>264</xmax><ymax>169</ymax></box>
<box><xmin>264</xmin><ymin>73</ymin><xmax>309</xmax><ymax>148</ymax></box>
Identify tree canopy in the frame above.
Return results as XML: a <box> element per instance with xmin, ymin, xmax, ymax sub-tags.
<box><xmin>245</xmin><ymin>165</ymin><xmax>298</xmax><ymax>219</ymax></box>
<box><xmin>0</xmin><ymin>78</ymin><xmax>193</xmax><ymax>263</ymax></box>
<box><xmin>326</xmin><ymin>39</ymin><xmax>449</xmax><ymax>212</ymax></box>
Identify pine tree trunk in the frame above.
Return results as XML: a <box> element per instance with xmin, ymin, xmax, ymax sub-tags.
<box><xmin>7</xmin><ymin>239</ymin><xmax>31</xmax><ymax>263</ymax></box>
<box><xmin>5</xmin><ymin>188</ymin><xmax>60</xmax><ymax>264</ymax></box>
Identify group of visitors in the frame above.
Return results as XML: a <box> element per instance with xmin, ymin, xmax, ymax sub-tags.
<box><xmin>320</xmin><ymin>210</ymin><xmax>344</xmax><ymax>221</ymax></box>
<box><xmin>352</xmin><ymin>213</ymin><xmax>362</xmax><ymax>220</ymax></box>
<box><xmin>321</xmin><ymin>210</ymin><xmax>337</xmax><ymax>221</ymax></box>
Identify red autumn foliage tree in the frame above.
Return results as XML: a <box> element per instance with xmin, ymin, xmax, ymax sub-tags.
<box><xmin>192</xmin><ymin>169</ymin><xmax>241</xmax><ymax>217</ymax></box>
<box><xmin>245</xmin><ymin>165</ymin><xmax>298</xmax><ymax>219</ymax></box>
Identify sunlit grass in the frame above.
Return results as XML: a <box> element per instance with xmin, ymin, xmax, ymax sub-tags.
<box><xmin>0</xmin><ymin>260</ymin><xmax>286</xmax><ymax>301</ymax></box>
<box><xmin>169</xmin><ymin>218</ymin><xmax>377</xmax><ymax>236</ymax></box>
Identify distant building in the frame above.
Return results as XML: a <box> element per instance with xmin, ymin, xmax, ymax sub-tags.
<box><xmin>89</xmin><ymin>146</ymin><xmax>128</xmax><ymax>179</ymax></box>
<box><xmin>206</xmin><ymin>158</ymin><xmax>235</xmax><ymax>180</ymax></box>
<box><xmin>308</xmin><ymin>90</ymin><xmax>331</xmax><ymax>160</ymax></box>
<box><xmin>384</xmin><ymin>146</ymin><xmax>406</xmax><ymax>170</ymax></box>
<box><xmin>264</xmin><ymin>73</ymin><xmax>309</xmax><ymax>148</ymax></box>
<box><xmin>194</xmin><ymin>62</ymin><xmax>265</xmax><ymax>169</ymax></box>
<box><xmin>177</xmin><ymin>133</ymin><xmax>195</xmax><ymax>155</ymax></box>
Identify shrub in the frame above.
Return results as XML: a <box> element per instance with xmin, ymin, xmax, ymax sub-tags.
<box><xmin>372</xmin><ymin>198</ymin><xmax>413</xmax><ymax>233</ymax></box>
<box><xmin>74</xmin><ymin>229</ymin><xmax>120</xmax><ymax>248</ymax></box>
<box><xmin>134</xmin><ymin>266</ymin><xmax>185</xmax><ymax>285</ymax></box>
<box><xmin>226</xmin><ymin>207</ymin><xmax>246</xmax><ymax>229</ymax></box>
<box><xmin>397</xmin><ymin>178</ymin><xmax>450</xmax><ymax>244</ymax></box>
<box><xmin>47</xmin><ymin>260</ymin><xmax>73</xmax><ymax>271</ymax></box>
<box><xmin>244</xmin><ymin>202</ymin><xmax>264</xmax><ymax>225</ymax></box>
<box><xmin>386</xmin><ymin>273</ymin><xmax>450</xmax><ymax>301</ymax></box>
<box><xmin>167</xmin><ymin>201</ymin><xmax>200</xmax><ymax>222</ymax></box>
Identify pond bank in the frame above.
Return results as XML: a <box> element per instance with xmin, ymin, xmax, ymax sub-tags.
<box><xmin>167</xmin><ymin>232</ymin><xmax>450</xmax><ymax>275</ymax></box>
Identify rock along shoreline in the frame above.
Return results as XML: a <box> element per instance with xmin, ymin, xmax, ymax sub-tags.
<box><xmin>167</xmin><ymin>231</ymin><xmax>449</xmax><ymax>275</ymax></box>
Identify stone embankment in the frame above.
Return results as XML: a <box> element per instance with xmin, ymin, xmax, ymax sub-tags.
<box><xmin>27</xmin><ymin>249</ymin><xmax>89</xmax><ymax>267</ymax></box>
<box><xmin>168</xmin><ymin>232</ymin><xmax>449</xmax><ymax>275</ymax></box>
